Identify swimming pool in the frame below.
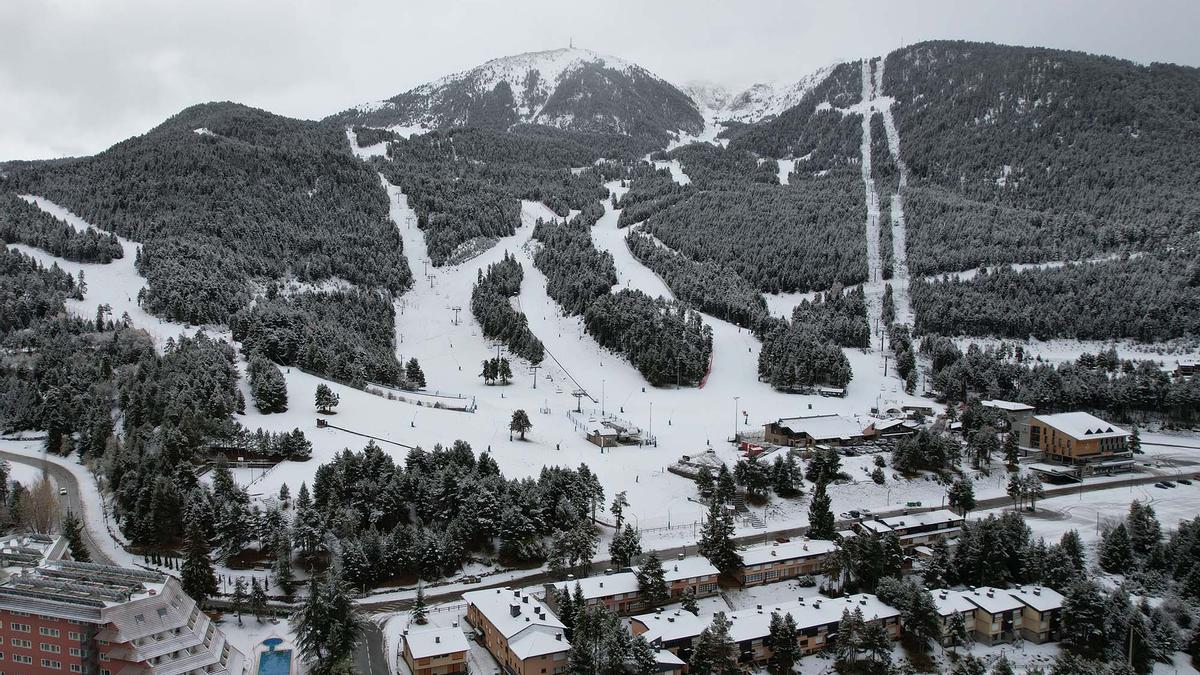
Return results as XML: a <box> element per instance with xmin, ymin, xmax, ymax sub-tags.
<box><xmin>258</xmin><ymin>649</ymin><xmax>292</xmax><ymax>675</ymax></box>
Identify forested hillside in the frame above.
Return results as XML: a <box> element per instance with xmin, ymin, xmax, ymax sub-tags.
<box><xmin>0</xmin><ymin>193</ymin><xmax>123</xmax><ymax>263</ymax></box>
<box><xmin>885</xmin><ymin>40</ymin><xmax>1200</xmax><ymax>275</ymax></box>
<box><xmin>4</xmin><ymin>102</ymin><xmax>412</xmax><ymax>325</ymax></box>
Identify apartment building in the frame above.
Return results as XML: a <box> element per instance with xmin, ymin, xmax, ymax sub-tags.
<box><xmin>1007</xmin><ymin>585</ymin><xmax>1064</xmax><ymax>644</ymax></box>
<box><xmin>1029</xmin><ymin>412</ymin><xmax>1130</xmax><ymax>464</ymax></box>
<box><xmin>0</xmin><ymin>533</ymin><xmax>245</xmax><ymax>675</ymax></box>
<box><xmin>633</xmin><ymin>556</ymin><xmax>719</xmax><ymax>600</ymax></box>
<box><xmin>401</xmin><ymin>626</ymin><xmax>469</xmax><ymax>675</ymax></box>
<box><xmin>733</xmin><ymin>539</ymin><xmax>837</xmax><ymax>587</ymax></box>
<box><xmin>545</xmin><ymin>572</ymin><xmax>643</xmax><ymax>616</ymax></box>
<box><xmin>463</xmin><ymin>588</ymin><xmax>569</xmax><ymax>675</ymax></box>
<box><xmin>854</xmin><ymin>509</ymin><xmax>965</xmax><ymax>553</ymax></box>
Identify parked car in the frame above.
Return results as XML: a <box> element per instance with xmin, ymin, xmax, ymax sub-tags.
<box><xmin>1162</xmin><ymin>481</ymin><xmax>1176</xmax><ymax>488</ymax></box>
<box><xmin>1154</xmin><ymin>483</ymin><xmax>1168</xmax><ymax>489</ymax></box>
<box><xmin>58</xmin><ymin>487</ymin><xmax>68</xmax><ymax>496</ymax></box>
<box><xmin>1176</xmin><ymin>478</ymin><xmax>1193</xmax><ymax>485</ymax></box>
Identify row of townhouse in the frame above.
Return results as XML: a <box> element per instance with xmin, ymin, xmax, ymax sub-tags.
<box><xmin>631</xmin><ymin>594</ymin><xmax>902</xmax><ymax>669</ymax></box>
<box><xmin>544</xmin><ymin>555</ymin><xmax>721</xmax><ymax>617</ymax></box>
<box><xmin>932</xmin><ymin>586</ymin><xmax>1065</xmax><ymax>645</ymax></box>
<box><xmin>852</xmin><ymin>509</ymin><xmax>966</xmax><ymax>555</ymax></box>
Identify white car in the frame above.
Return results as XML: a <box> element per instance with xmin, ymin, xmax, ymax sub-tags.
<box><xmin>58</xmin><ymin>487</ymin><xmax>68</xmax><ymax>496</ymax></box>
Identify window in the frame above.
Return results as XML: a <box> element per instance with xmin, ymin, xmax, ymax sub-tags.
<box><xmin>69</xmin><ymin>648</ymin><xmax>82</xmax><ymax>657</ymax></box>
<box><xmin>40</xmin><ymin>628</ymin><xmax>61</xmax><ymax>637</ymax></box>
<box><xmin>41</xmin><ymin>643</ymin><xmax>62</xmax><ymax>653</ymax></box>
<box><xmin>68</xmin><ymin>632</ymin><xmax>82</xmax><ymax>641</ymax></box>
<box><xmin>13</xmin><ymin>654</ymin><xmax>33</xmax><ymax>665</ymax></box>
<box><xmin>10</xmin><ymin>639</ymin><xmax>30</xmax><ymax>649</ymax></box>
<box><xmin>8</xmin><ymin>624</ymin><xmax>29</xmax><ymax>633</ymax></box>
<box><xmin>71</xmin><ymin>666</ymin><xmax>84</xmax><ymax>673</ymax></box>
<box><xmin>41</xmin><ymin>659</ymin><xmax>62</xmax><ymax>669</ymax></box>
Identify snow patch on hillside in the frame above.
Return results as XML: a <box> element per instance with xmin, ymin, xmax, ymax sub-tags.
<box><xmin>345</xmin><ymin>127</ymin><xmax>388</xmax><ymax>159</ymax></box>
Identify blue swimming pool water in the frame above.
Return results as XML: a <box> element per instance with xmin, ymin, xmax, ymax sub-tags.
<box><xmin>258</xmin><ymin>649</ymin><xmax>292</xmax><ymax>675</ymax></box>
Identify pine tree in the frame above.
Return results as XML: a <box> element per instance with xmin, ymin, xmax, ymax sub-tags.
<box><xmin>272</xmin><ymin>540</ymin><xmax>296</xmax><ymax>600</ymax></box>
<box><xmin>60</xmin><ymin>510</ymin><xmax>91</xmax><ymax>563</ymax></box>
<box><xmin>498</xmin><ymin>357</ymin><xmax>512</xmax><ymax>385</ymax></box>
<box><xmin>1060</xmin><ymin>530</ymin><xmax>1086</xmax><ymax>570</ymax></box>
<box><xmin>947</xmin><ymin>610</ymin><xmax>970</xmax><ymax>654</ymax></box>
<box><xmin>834</xmin><ymin>608</ymin><xmax>865</xmax><ymax>667</ymax></box>
<box><xmin>180</xmin><ymin>517</ymin><xmax>217</xmax><ymax>606</ymax></box>
<box><xmin>509</xmin><ymin>409</ymin><xmax>532</xmax><ymax>440</ymax></box>
<box><xmin>1129</xmin><ymin>425</ymin><xmax>1141</xmax><ymax>453</ymax></box>
<box><xmin>695</xmin><ymin>466</ymin><xmax>715</xmax><ymax>500</ymax></box>
<box><xmin>231</xmin><ymin>577</ymin><xmax>247</xmax><ymax>626</ymax></box>
<box><xmin>1003</xmin><ymin>432</ymin><xmax>1020</xmax><ymax>467</ymax></box>
<box><xmin>250</xmin><ymin>577</ymin><xmax>268</xmax><ymax>621</ymax></box>
<box><xmin>610</xmin><ymin>491</ymin><xmax>629</xmax><ymax>530</ymax></box>
<box><xmin>698</xmin><ymin>498</ymin><xmax>743</xmax><ymax>575</ymax></box>
<box><xmin>681</xmin><ymin>587</ymin><xmax>699</xmax><ymax>614</ymax></box>
<box><xmin>609</xmin><ymin>524</ymin><xmax>642</xmax><ymax>567</ymax></box>
<box><xmin>690</xmin><ymin>612</ymin><xmax>739</xmax><ymax>675</ymax></box>
<box><xmin>292</xmin><ymin>571</ymin><xmax>365</xmax><ymax>673</ymax></box>
<box><xmin>248</xmin><ymin>353</ymin><xmax>288</xmax><ymax>413</ymax></box>
<box><xmin>412</xmin><ymin>584</ymin><xmax>428</xmax><ymax>625</ymax></box>
<box><xmin>636</xmin><ymin>552</ymin><xmax>670</xmax><ymax>607</ymax></box>
<box><xmin>314</xmin><ymin>383</ymin><xmax>339</xmax><ymax>414</ymax></box>
<box><xmin>1126</xmin><ymin>500</ymin><xmax>1161</xmax><ymax>557</ymax></box>
<box><xmin>406</xmin><ymin>358</ymin><xmax>426</xmax><ymax>388</ymax></box>
<box><xmin>1061</xmin><ymin>581</ymin><xmax>1107</xmax><ymax>660</ymax></box>
<box><xmin>715</xmin><ymin>465</ymin><xmax>736</xmax><ymax>504</ymax></box>
<box><xmin>765</xmin><ymin>612</ymin><xmax>800</xmax><ymax>674</ymax></box>
<box><xmin>1100</xmin><ymin>523</ymin><xmax>1134</xmax><ymax>574</ymax></box>
<box><xmin>947</xmin><ymin>476</ymin><xmax>976</xmax><ymax>516</ymax></box>
<box><xmin>860</xmin><ymin>619</ymin><xmax>892</xmax><ymax>669</ymax></box>
<box><xmin>807</xmin><ymin>478</ymin><xmax>836</xmax><ymax>539</ymax></box>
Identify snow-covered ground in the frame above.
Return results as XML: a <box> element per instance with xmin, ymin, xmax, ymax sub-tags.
<box><xmin>651</xmin><ymin>158</ymin><xmax>692</xmax><ymax>185</ymax></box>
<box><xmin>11</xmin><ymin>196</ymin><xmax>223</xmax><ymax>349</ymax></box>
<box><xmin>948</xmin><ymin>336</ymin><xmax>1200</xmax><ymax>370</ymax></box>
<box><xmin>346</xmin><ymin>127</ymin><xmax>388</xmax><ymax>159</ymax></box>
<box><xmin>776</xmin><ymin>158</ymin><xmax>797</xmax><ymax>185</ymax></box>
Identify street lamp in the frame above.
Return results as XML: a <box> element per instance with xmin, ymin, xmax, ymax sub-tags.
<box><xmin>602</xmin><ymin>379</ymin><xmax>606</xmax><ymax>416</ymax></box>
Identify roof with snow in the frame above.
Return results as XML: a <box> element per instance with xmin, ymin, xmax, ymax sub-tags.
<box><xmin>772</xmin><ymin>414</ymin><xmax>864</xmax><ymax>441</ymax></box>
<box><xmin>740</xmin><ymin>539</ymin><xmax>837</xmax><ymax>567</ymax></box>
<box><xmin>876</xmin><ymin>509</ymin><xmax>964</xmax><ymax>531</ymax></box>
<box><xmin>963</xmin><ymin>587</ymin><xmax>1025</xmax><ymax>615</ymax></box>
<box><xmin>404</xmin><ymin>626</ymin><xmax>470</xmax><ymax>659</ymax></box>
<box><xmin>550</xmin><ymin>572</ymin><xmax>640</xmax><ymax>600</ymax></box>
<box><xmin>637</xmin><ymin>556</ymin><xmax>719</xmax><ymax>583</ymax></box>
<box><xmin>1007</xmin><ymin>585</ymin><xmax>1064</xmax><ymax>613</ymax></box>
<box><xmin>462</xmin><ymin>588</ymin><xmax>568</xmax><ymax>658</ymax></box>
<box><xmin>930</xmin><ymin>589</ymin><xmax>978</xmax><ymax>617</ymax></box>
<box><xmin>1033</xmin><ymin>412</ymin><xmax>1128</xmax><ymax>440</ymax></box>
<box><xmin>633</xmin><ymin>594</ymin><xmax>900</xmax><ymax>646</ymax></box>
<box><xmin>982</xmin><ymin>400</ymin><xmax>1035</xmax><ymax>412</ymax></box>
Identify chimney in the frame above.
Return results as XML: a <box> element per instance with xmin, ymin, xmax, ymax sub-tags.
<box><xmin>1033</xmin><ymin>589</ymin><xmax>1041</xmax><ymax>596</ymax></box>
<box><xmin>986</xmin><ymin>590</ymin><xmax>994</xmax><ymax>598</ymax></box>
<box><xmin>756</xmin><ymin>604</ymin><xmax>763</xmax><ymax>610</ymax></box>
<box><xmin>436</xmin><ymin>636</ymin><xmax>441</xmax><ymax>644</ymax></box>
<box><xmin>813</xmin><ymin>600</ymin><xmax>821</xmax><ymax>608</ymax></box>
<box><xmin>771</xmin><ymin>551</ymin><xmax>777</xmax><ymax>557</ymax></box>
<box><xmin>510</xmin><ymin>604</ymin><xmax>521</xmax><ymax>617</ymax></box>
<box><xmin>668</xmin><ymin>617</ymin><xmax>675</xmax><ymax>623</ymax></box>
<box><xmin>674</xmin><ymin>565</ymin><xmax>679</xmax><ymax>572</ymax></box>
<box><xmin>556</xmin><ymin>633</ymin><xmax>563</xmax><ymax>641</ymax></box>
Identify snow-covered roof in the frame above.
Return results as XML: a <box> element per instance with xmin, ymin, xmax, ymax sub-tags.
<box><xmin>462</xmin><ymin>588</ymin><xmax>567</xmax><ymax>657</ymax></box>
<box><xmin>550</xmin><ymin>572</ymin><xmax>640</xmax><ymax>600</ymax></box>
<box><xmin>1007</xmin><ymin>585</ymin><xmax>1064</xmax><ymax>613</ymax></box>
<box><xmin>404</xmin><ymin>626</ymin><xmax>470</xmax><ymax>659</ymax></box>
<box><xmin>1033</xmin><ymin>412</ymin><xmax>1128</xmax><ymax>440</ymax></box>
<box><xmin>586</xmin><ymin>421</ymin><xmax>620</xmax><ymax>437</ymax></box>
<box><xmin>963</xmin><ymin>587</ymin><xmax>1025</xmax><ymax>615</ymax></box>
<box><xmin>773</xmin><ymin>414</ymin><xmax>864</xmax><ymax>441</ymax></box>
<box><xmin>930</xmin><ymin>589</ymin><xmax>977</xmax><ymax>617</ymax></box>
<box><xmin>653</xmin><ymin>649</ymin><xmax>686</xmax><ymax>667</ymax></box>
<box><xmin>649</xmin><ymin>556</ymin><xmax>719</xmax><ymax>583</ymax></box>
<box><xmin>634</xmin><ymin>594</ymin><xmax>900</xmax><ymax>646</ymax></box>
<box><xmin>740</xmin><ymin>539</ymin><xmax>837</xmax><ymax>567</ymax></box>
<box><xmin>857</xmin><ymin>520</ymin><xmax>893</xmax><ymax>535</ymax></box>
<box><xmin>982</xmin><ymin>399</ymin><xmax>1035</xmax><ymax>412</ymax></box>
<box><xmin>876</xmin><ymin>509</ymin><xmax>964</xmax><ymax>531</ymax></box>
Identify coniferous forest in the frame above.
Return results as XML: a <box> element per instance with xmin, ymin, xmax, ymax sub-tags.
<box><xmin>470</xmin><ymin>252</ymin><xmax>545</xmax><ymax>365</ymax></box>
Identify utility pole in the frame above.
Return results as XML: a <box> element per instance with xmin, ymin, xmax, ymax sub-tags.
<box><xmin>449</xmin><ymin>306</ymin><xmax>462</xmax><ymax>325</ymax></box>
<box><xmin>601</xmin><ymin>379</ymin><xmax>606</xmax><ymax>416</ymax></box>
<box><xmin>426</xmin><ymin>273</ymin><xmax>436</xmax><ymax>289</ymax></box>
<box><xmin>649</xmin><ymin>401</ymin><xmax>653</xmax><ymax>446</ymax></box>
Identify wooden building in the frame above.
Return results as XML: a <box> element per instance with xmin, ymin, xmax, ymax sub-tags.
<box><xmin>763</xmin><ymin>414</ymin><xmax>866</xmax><ymax>448</ymax></box>
<box><xmin>1029</xmin><ymin>412</ymin><xmax>1130</xmax><ymax>464</ymax></box>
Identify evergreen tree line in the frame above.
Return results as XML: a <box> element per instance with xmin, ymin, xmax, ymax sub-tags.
<box><xmin>6</xmin><ymin>102</ymin><xmax>413</xmax><ymax>325</ymax></box>
<box><xmin>247</xmin><ymin>353</ymin><xmax>288</xmax><ymax>413</ymax></box>
<box><xmin>924</xmin><ymin>340</ymin><xmax>1200</xmax><ymax>425</ymax></box>
<box><xmin>911</xmin><ymin>249</ymin><xmax>1200</xmax><ymax>341</ymax></box>
<box><xmin>470</xmin><ymin>252</ymin><xmax>545</xmax><ymax>364</ymax></box>
<box><xmin>889</xmin><ymin>323</ymin><xmax>918</xmax><ymax>393</ymax></box>
<box><xmin>312</xmin><ymin>440</ymin><xmax>606</xmax><ymax>587</ymax></box>
<box><xmin>641</xmin><ymin>180</ymin><xmax>868</xmax><ymax>294</ymax></box>
<box><xmin>665</xmin><ymin>143</ymin><xmax>778</xmax><ymax>188</ymax></box>
<box><xmin>378</xmin><ymin>129</ymin><xmax>611</xmax><ymax>265</ymax></box>
<box><xmin>0</xmin><ymin>192</ymin><xmax>123</xmax><ymax>263</ymax></box>
<box><xmin>869</xmin><ymin>114</ymin><xmax>900</xmax><ymax>196</ymax></box>
<box><xmin>230</xmin><ymin>287</ymin><xmax>405</xmax><ymax>387</ymax></box>
<box><xmin>0</xmin><ymin>247</ymin><xmax>80</xmax><ymax>335</ymax></box>
<box><xmin>351</xmin><ymin>125</ymin><xmax>399</xmax><ymax>147</ymax></box>
<box><xmin>531</xmin><ymin>202</ymin><xmax>616</xmax><ymax>314</ymax></box>
<box><xmin>583</xmin><ymin>289</ymin><xmax>713</xmax><ymax>387</ymax></box>
<box><xmin>615</xmin><ymin>165</ymin><xmax>693</xmax><ymax>228</ymax></box>
<box><xmin>223</xmin><ymin>427</ymin><xmax>312</xmax><ymax>461</ymax></box>
<box><xmin>885</xmin><ymin>41</ymin><xmax>1200</xmax><ymax>279</ymax></box>
<box><xmin>757</xmin><ymin>321</ymin><xmax>853</xmax><ymax>390</ymax></box>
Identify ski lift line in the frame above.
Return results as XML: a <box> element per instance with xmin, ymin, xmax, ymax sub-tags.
<box><xmin>318</xmin><ymin>421</ymin><xmax>417</xmax><ymax>450</ymax></box>
<box><xmin>539</xmin><ymin>344</ymin><xmax>597</xmax><ymax>403</ymax></box>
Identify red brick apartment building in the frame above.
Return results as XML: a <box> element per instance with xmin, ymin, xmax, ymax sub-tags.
<box><xmin>0</xmin><ymin>533</ymin><xmax>245</xmax><ymax>675</ymax></box>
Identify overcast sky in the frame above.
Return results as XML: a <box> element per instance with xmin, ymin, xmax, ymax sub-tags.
<box><xmin>3</xmin><ymin>0</ymin><xmax>1198</xmax><ymax>160</ymax></box>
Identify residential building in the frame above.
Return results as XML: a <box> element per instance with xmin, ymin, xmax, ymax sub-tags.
<box><xmin>1029</xmin><ymin>412</ymin><xmax>1131</xmax><ymax>465</ymax></box>
<box><xmin>930</xmin><ymin>589</ymin><xmax>978</xmax><ymax>646</ymax></box>
<box><xmin>632</xmin><ymin>556</ymin><xmax>719</xmax><ymax>599</ymax></box>
<box><xmin>853</xmin><ymin>509</ymin><xmax>965</xmax><ymax>553</ymax></box>
<box><xmin>631</xmin><ymin>594</ymin><xmax>901</xmax><ymax>667</ymax></box>
<box><xmin>545</xmin><ymin>572</ymin><xmax>644</xmax><ymax>615</ymax></box>
<box><xmin>401</xmin><ymin>626</ymin><xmax>469</xmax><ymax>675</ymax></box>
<box><xmin>463</xmin><ymin>588</ymin><xmax>569</xmax><ymax>675</ymax></box>
<box><xmin>962</xmin><ymin>587</ymin><xmax>1024</xmax><ymax>645</ymax></box>
<box><xmin>763</xmin><ymin>414</ymin><xmax>865</xmax><ymax>448</ymax></box>
<box><xmin>1007</xmin><ymin>586</ymin><xmax>1064</xmax><ymax>643</ymax></box>
<box><xmin>0</xmin><ymin>533</ymin><xmax>245</xmax><ymax>675</ymax></box>
<box><xmin>733</xmin><ymin>539</ymin><xmax>837</xmax><ymax>587</ymax></box>
<box><xmin>981</xmin><ymin>400</ymin><xmax>1036</xmax><ymax>447</ymax></box>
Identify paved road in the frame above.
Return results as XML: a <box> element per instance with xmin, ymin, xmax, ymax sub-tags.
<box><xmin>358</xmin><ymin>471</ymin><xmax>1186</xmax><ymax>613</ymax></box>
<box><xmin>0</xmin><ymin>449</ymin><xmax>114</xmax><ymax>565</ymax></box>
<box><xmin>353</xmin><ymin>621</ymin><xmax>389</xmax><ymax>675</ymax></box>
